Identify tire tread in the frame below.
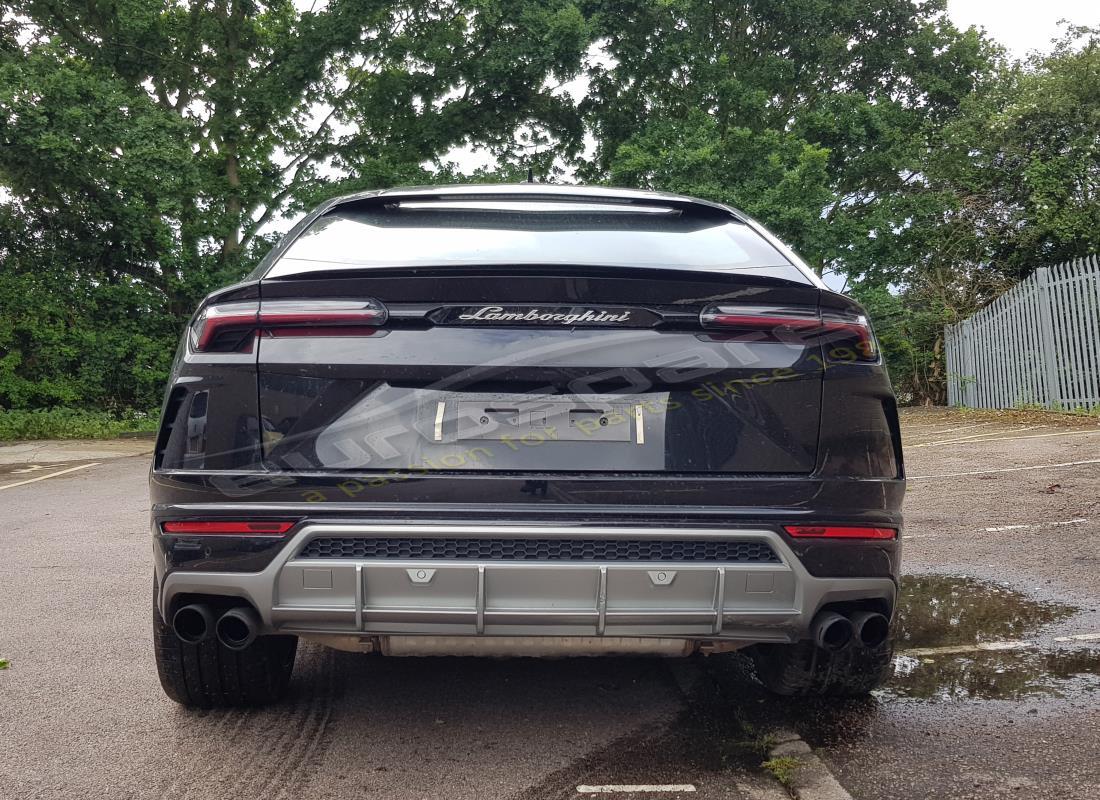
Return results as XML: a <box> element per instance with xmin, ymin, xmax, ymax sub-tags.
<box><xmin>152</xmin><ymin>579</ymin><xmax>297</xmax><ymax>708</ymax></box>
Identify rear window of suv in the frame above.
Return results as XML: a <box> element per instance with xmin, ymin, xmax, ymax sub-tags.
<box><xmin>266</xmin><ymin>200</ymin><xmax>806</xmax><ymax>281</ymax></box>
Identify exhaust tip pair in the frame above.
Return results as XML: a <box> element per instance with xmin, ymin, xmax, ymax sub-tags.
<box><xmin>811</xmin><ymin>610</ymin><xmax>890</xmax><ymax>651</ymax></box>
<box><xmin>171</xmin><ymin>603</ymin><xmax>261</xmax><ymax>651</ymax></box>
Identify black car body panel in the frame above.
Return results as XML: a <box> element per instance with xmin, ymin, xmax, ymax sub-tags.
<box><xmin>150</xmin><ymin>185</ymin><xmax>903</xmax><ymax>662</ymax></box>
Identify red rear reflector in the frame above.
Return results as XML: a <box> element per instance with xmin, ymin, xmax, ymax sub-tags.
<box><xmin>162</xmin><ymin>521</ymin><xmax>296</xmax><ymax>536</ymax></box>
<box><xmin>784</xmin><ymin>525</ymin><xmax>897</xmax><ymax>540</ymax></box>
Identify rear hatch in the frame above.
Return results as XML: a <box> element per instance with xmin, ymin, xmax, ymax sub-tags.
<box><xmin>251</xmin><ymin>194</ymin><xmax>845</xmax><ymax>476</ymax></box>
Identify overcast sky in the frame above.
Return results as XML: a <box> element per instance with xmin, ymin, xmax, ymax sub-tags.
<box><xmin>947</xmin><ymin>0</ymin><xmax>1097</xmax><ymax>55</ymax></box>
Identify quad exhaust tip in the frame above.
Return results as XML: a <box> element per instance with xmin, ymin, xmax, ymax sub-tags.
<box><xmin>811</xmin><ymin>611</ymin><xmax>854</xmax><ymax>651</ymax></box>
<box><xmin>215</xmin><ymin>606</ymin><xmax>261</xmax><ymax>651</ymax></box>
<box><xmin>850</xmin><ymin>611</ymin><xmax>890</xmax><ymax>649</ymax></box>
<box><xmin>172</xmin><ymin>603</ymin><xmax>263</xmax><ymax>650</ymax></box>
<box><xmin>172</xmin><ymin>603</ymin><xmax>215</xmax><ymax>645</ymax></box>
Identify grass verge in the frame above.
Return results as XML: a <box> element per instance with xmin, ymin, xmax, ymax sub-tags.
<box><xmin>0</xmin><ymin>408</ymin><xmax>158</xmax><ymax>441</ymax></box>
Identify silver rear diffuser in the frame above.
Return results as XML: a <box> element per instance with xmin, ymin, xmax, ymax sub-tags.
<box><xmin>301</xmin><ymin>634</ymin><xmax>747</xmax><ymax>657</ymax></box>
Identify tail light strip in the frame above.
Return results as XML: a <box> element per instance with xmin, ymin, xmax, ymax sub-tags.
<box><xmin>161</xmin><ymin>520</ymin><xmax>896</xmax><ymax>540</ymax></box>
<box><xmin>190</xmin><ymin>299</ymin><xmax>388</xmax><ymax>352</ymax></box>
<box><xmin>699</xmin><ymin>305</ymin><xmax>878</xmax><ymax>362</ymax></box>
<box><xmin>190</xmin><ymin>302</ymin><xmax>261</xmax><ymax>352</ymax></box>
<box><xmin>190</xmin><ymin>298</ymin><xmax>876</xmax><ymax>360</ymax></box>
<box><xmin>258</xmin><ymin>299</ymin><xmax>388</xmax><ymax>327</ymax></box>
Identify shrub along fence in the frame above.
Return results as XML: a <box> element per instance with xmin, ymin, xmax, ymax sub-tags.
<box><xmin>945</xmin><ymin>255</ymin><xmax>1100</xmax><ymax>411</ymax></box>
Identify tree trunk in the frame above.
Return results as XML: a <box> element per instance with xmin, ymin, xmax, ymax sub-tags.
<box><xmin>224</xmin><ymin>145</ymin><xmax>241</xmax><ymax>257</ymax></box>
<box><xmin>216</xmin><ymin>0</ymin><xmax>244</xmax><ymax>262</ymax></box>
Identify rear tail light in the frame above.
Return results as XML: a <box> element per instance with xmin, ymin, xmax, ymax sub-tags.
<box><xmin>190</xmin><ymin>299</ymin><xmax>388</xmax><ymax>351</ymax></box>
<box><xmin>784</xmin><ymin>525</ymin><xmax>897</xmax><ymax>540</ymax></box>
<box><xmin>258</xmin><ymin>299</ymin><xmax>388</xmax><ymax>330</ymax></box>
<box><xmin>817</xmin><ymin>314</ymin><xmax>878</xmax><ymax>363</ymax></box>
<box><xmin>699</xmin><ymin>305</ymin><xmax>822</xmax><ymax>332</ymax></box>
<box><xmin>190</xmin><ymin>302</ymin><xmax>260</xmax><ymax>352</ymax></box>
<box><xmin>161</xmin><ymin>520</ymin><xmax>296</xmax><ymax>536</ymax></box>
<box><xmin>699</xmin><ymin>305</ymin><xmax>878</xmax><ymax>362</ymax></box>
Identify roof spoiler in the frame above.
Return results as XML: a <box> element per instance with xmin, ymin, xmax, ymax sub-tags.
<box><xmin>246</xmin><ymin>184</ymin><xmax>823</xmax><ymax>289</ymax></box>
<box><xmin>326</xmin><ymin>184</ymin><xmax>743</xmax><ymax>221</ymax></box>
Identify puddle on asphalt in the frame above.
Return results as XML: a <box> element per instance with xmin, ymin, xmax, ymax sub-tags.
<box><xmin>887</xmin><ymin>648</ymin><xmax>1100</xmax><ymax>700</ymax></box>
<box><xmin>885</xmin><ymin>575</ymin><xmax>1100</xmax><ymax>701</ymax></box>
<box><xmin>895</xmin><ymin>575</ymin><xmax>1075</xmax><ymax>649</ymax></box>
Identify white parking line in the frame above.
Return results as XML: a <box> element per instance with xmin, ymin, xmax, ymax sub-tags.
<box><xmin>913</xmin><ymin>425</ymin><xmax>1046</xmax><ymax>447</ymax></box>
<box><xmin>577</xmin><ymin>785</ymin><xmax>696</xmax><ymax>794</ymax></box>
<box><xmin>982</xmin><ymin>518</ymin><xmax>1088</xmax><ymax>532</ymax></box>
<box><xmin>911</xmin><ymin>429</ymin><xmax>1100</xmax><ymax>448</ymax></box>
<box><xmin>904</xmin><ymin>422</ymin><xmax>996</xmax><ymax>438</ymax></box>
<box><xmin>908</xmin><ymin>458</ymin><xmax>1100</xmax><ymax>479</ymax></box>
<box><xmin>903</xmin><ymin>518</ymin><xmax>1089</xmax><ymax>540</ymax></box>
<box><xmin>0</xmin><ymin>462</ymin><xmax>101</xmax><ymax>491</ymax></box>
<box><xmin>904</xmin><ymin>424</ymin><xmax>996</xmax><ymax>443</ymax></box>
<box><xmin>904</xmin><ymin>633</ymin><xmax>1100</xmax><ymax>656</ymax></box>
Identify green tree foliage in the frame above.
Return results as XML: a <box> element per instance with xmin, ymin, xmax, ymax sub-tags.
<box><xmin>929</xmin><ymin>29</ymin><xmax>1100</xmax><ymax>276</ymax></box>
<box><xmin>576</xmin><ymin>4</ymin><xmax>1095</xmax><ymax>403</ymax></box>
<box><xmin>859</xmin><ymin>28</ymin><xmax>1100</xmax><ymax>402</ymax></box>
<box><xmin>0</xmin><ymin>4</ymin><xmax>1096</xmax><ymax>412</ymax></box>
<box><xmin>0</xmin><ymin>0</ymin><xmax>587</xmax><ymax>410</ymax></box>
<box><xmin>579</xmin><ymin>0</ymin><xmax>991</xmax><ymax>273</ymax></box>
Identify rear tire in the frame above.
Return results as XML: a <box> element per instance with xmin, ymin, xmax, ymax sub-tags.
<box><xmin>153</xmin><ymin>578</ymin><xmax>298</xmax><ymax>708</ymax></box>
<box><xmin>749</xmin><ymin>638</ymin><xmax>894</xmax><ymax>697</ymax></box>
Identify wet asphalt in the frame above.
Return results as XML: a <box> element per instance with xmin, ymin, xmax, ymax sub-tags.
<box><xmin>1</xmin><ymin>408</ymin><xmax>1098</xmax><ymax>799</ymax></box>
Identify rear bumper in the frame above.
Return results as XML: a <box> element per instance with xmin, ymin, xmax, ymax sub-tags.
<box><xmin>157</xmin><ymin>523</ymin><xmax>896</xmax><ymax>644</ymax></box>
